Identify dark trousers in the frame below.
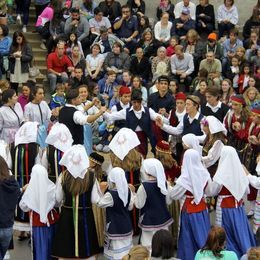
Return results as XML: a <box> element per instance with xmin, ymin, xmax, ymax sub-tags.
<box><xmin>172</xmin><ymin>74</ymin><xmax>193</xmax><ymax>93</ymax></box>
<box><xmin>15</xmin><ymin>0</ymin><xmax>31</xmax><ymax>25</ymax></box>
<box><xmin>218</xmin><ymin>22</ymin><xmax>235</xmax><ymax>38</ymax></box>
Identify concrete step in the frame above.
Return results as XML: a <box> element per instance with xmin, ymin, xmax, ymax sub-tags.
<box><xmin>32</xmin><ymin>47</ymin><xmax>47</xmax><ymax>56</ymax></box>
<box><xmin>9</xmin><ymin>24</ymin><xmax>36</xmax><ymax>33</ymax></box>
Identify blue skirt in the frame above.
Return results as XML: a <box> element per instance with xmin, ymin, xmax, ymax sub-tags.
<box><xmin>222</xmin><ymin>207</ymin><xmax>256</xmax><ymax>257</ymax></box>
<box><xmin>36</xmin><ymin>124</ymin><xmax>48</xmax><ymax>148</ymax></box>
<box><xmin>83</xmin><ymin>124</ymin><xmax>93</xmax><ymax>156</ymax></box>
<box><xmin>32</xmin><ymin>224</ymin><xmax>56</xmax><ymax>260</ymax></box>
<box><xmin>177</xmin><ymin>209</ymin><xmax>210</xmax><ymax>260</ymax></box>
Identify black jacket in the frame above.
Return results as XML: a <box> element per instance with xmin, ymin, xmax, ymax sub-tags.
<box><xmin>8</xmin><ymin>43</ymin><xmax>33</xmax><ymax>74</ymax></box>
<box><xmin>0</xmin><ymin>176</ymin><xmax>20</xmax><ymax>228</ymax></box>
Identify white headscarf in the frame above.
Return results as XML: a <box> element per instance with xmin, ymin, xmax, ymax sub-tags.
<box><xmin>257</xmin><ymin>161</ymin><xmax>260</xmax><ymax>176</ymax></box>
<box><xmin>206</xmin><ymin>116</ymin><xmax>227</xmax><ymax>135</ymax></box>
<box><xmin>109</xmin><ymin>128</ymin><xmax>140</xmax><ymax>160</ymax></box>
<box><xmin>182</xmin><ymin>133</ymin><xmax>202</xmax><ymax>156</ymax></box>
<box><xmin>45</xmin><ymin>123</ymin><xmax>73</xmax><ymax>152</ymax></box>
<box><xmin>176</xmin><ymin>149</ymin><xmax>210</xmax><ymax>205</ymax></box>
<box><xmin>59</xmin><ymin>145</ymin><xmax>89</xmax><ymax>179</ymax></box>
<box><xmin>0</xmin><ymin>140</ymin><xmax>12</xmax><ymax>169</ymax></box>
<box><xmin>213</xmin><ymin>146</ymin><xmax>249</xmax><ymax>201</ymax></box>
<box><xmin>20</xmin><ymin>164</ymin><xmax>56</xmax><ymax>224</ymax></box>
<box><xmin>142</xmin><ymin>158</ymin><xmax>167</xmax><ymax>195</ymax></box>
<box><xmin>108</xmin><ymin>167</ymin><xmax>129</xmax><ymax>207</ymax></box>
<box><xmin>15</xmin><ymin>122</ymin><xmax>39</xmax><ymax>147</ymax></box>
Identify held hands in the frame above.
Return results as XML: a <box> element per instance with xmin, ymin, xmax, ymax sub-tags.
<box><xmin>128</xmin><ymin>184</ymin><xmax>135</xmax><ymax>193</ymax></box>
<box><xmin>99</xmin><ymin>106</ymin><xmax>107</xmax><ymax>114</ymax></box>
<box><xmin>22</xmin><ymin>184</ymin><xmax>29</xmax><ymax>192</ymax></box>
<box><xmin>248</xmin><ymin>135</ymin><xmax>258</xmax><ymax>145</ymax></box>
<box><xmin>155</xmin><ymin>116</ymin><xmax>163</xmax><ymax>128</ymax></box>
<box><xmin>99</xmin><ymin>182</ymin><xmax>108</xmax><ymax>193</ymax></box>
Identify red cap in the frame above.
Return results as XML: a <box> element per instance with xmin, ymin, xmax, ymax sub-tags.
<box><xmin>156</xmin><ymin>140</ymin><xmax>171</xmax><ymax>154</ymax></box>
<box><xmin>119</xmin><ymin>86</ymin><xmax>131</xmax><ymax>96</ymax></box>
<box><xmin>175</xmin><ymin>92</ymin><xmax>186</xmax><ymax>101</ymax></box>
<box><xmin>231</xmin><ymin>95</ymin><xmax>245</xmax><ymax>105</ymax></box>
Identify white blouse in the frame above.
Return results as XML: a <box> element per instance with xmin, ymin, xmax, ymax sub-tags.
<box><xmin>0</xmin><ymin>103</ymin><xmax>24</xmax><ymax>144</ymax></box>
<box><xmin>24</xmin><ymin>101</ymin><xmax>51</xmax><ymax>125</ymax></box>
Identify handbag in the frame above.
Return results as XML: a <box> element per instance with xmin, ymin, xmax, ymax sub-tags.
<box><xmin>29</xmin><ymin>59</ymin><xmax>41</xmax><ymax>78</ymax></box>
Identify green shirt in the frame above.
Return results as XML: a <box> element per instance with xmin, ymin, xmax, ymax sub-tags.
<box><xmin>195</xmin><ymin>249</ymin><xmax>238</xmax><ymax>260</ymax></box>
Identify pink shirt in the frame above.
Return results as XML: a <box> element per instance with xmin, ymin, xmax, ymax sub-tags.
<box><xmin>35</xmin><ymin>6</ymin><xmax>54</xmax><ymax>27</ymax></box>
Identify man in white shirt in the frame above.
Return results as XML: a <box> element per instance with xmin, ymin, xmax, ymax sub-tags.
<box><xmin>174</xmin><ymin>0</ymin><xmax>196</xmax><ymax>20</ymax></box>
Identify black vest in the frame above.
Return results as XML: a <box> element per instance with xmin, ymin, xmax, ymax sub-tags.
<box><xmin>139</xmin><ymin>181</ymin><xmax>172</xmax><ymax>229</ymax></box>
<box><xmin>106</xmin><ymin>189</ymin><xmax>132</xmax><ymax>238</ymax></box>
<box><xmin>114</xmin><ymin>102</ymin><xmax>127</xmax><ymax>130</ymax></box>
<box><xmin>125</xmin><ymin>107</ymin><xmax>156</xmax><ymax>151</ymax></box>
<box><xmin>201</xmin><ymin>103</ymin><xmax>229</xmax><ymax>122</ymax></box>
<box><xmin>182</xmin><ymin>113</ymin><xmax>204</xmax><ymax>136</ymax></box>
<box><xmin>59</xmin><ymin>106</ymin><xmax>84</xmax><ymax>145</ymax></box>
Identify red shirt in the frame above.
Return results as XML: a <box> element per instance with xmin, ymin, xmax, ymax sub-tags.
<box><xmin>47</xmin><ymin>52</ymin><xmax>73</xmax><ymax>73</ymax></box>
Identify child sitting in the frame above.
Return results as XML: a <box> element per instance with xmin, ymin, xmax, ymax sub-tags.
<box><xmin>49</xmin><ymin>83</ymin><xmax>66</xmax><ymax>110</ymax></box>
<box><xmin>166</xmin><ymin>36</ymin><xmax>178</xmax><ymax>57</ymax></box>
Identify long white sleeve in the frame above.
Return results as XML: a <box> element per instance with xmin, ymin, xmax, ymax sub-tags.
<box><xmin>248</xmin><ymin>175</ymin><xmax>260</xmax><ymax>189</ymax></box>
<box><xmin>162</xmin><ymin>121</ymin><xmax>184</xmax><ymax>136</ymax></box>
<box><xmin>134</xmin><ymin>184</ymin><xmax>147</xmax><ymax>209</ymax></box>
<box><xmin>202</xmin><ymin>140</ymin><xmax>224</xmax><ymax>168</ymax></box>
<box><xmin>205</xmin><ymin>179</ymin><xmax>222</xmax><ymax>197</ymax></box>
<box><xmin>169</xmin><ymin>184</ymin><xmax>186</xmax><ymax>200</ymax></box>
<box><xmin>55</xmin><ymin>175</ymin><xmax>64</xmax><ymax>207</ymax></box>
<box><xmin>154</xmin><ymin>22</ymin><xmax>161</xmax><ymax>41</ymax></box>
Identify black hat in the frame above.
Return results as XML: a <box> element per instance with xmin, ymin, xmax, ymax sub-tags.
<box><xmin>131</xmin><ymin>88</ymin><xmax>142</xmax><ymax>101</ymax></box>
<box><xmin>89</xmin><ymin>152</ymin><xmax>104</xmax><ymax>165</ymax></box>
<box><xmin>66</xmin><ymin>88</ymin><xmax>79</xmax><ymax>100</ymax></box>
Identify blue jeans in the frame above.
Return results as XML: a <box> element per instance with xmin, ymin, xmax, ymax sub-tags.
<box><xmin>0</xmin><ymin>227</ymin><xmax>13</xmax><ymax>260</ymax></box>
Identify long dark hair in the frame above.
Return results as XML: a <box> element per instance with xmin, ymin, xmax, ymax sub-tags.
<box><xmin>0</xmin><ymin>156</ymin><xmax>10</xmax><ymax>182</ymax></box>
<box><xmin>151</xmin><ymin>229</ymin><xmax>175</xmax><ymax>259</ymax></box>
<box><xmin>29</xmin><ymin>85</ymin><xmax>44</xmax><ymax>102</ymax></box>
<box><xmin>11</xmin><ymin>31</ymin><xmax>27</xmax><ymax>50</ymax></box>
<box><xmin>201</xmin><ymin>226</ymin><xmax>226</xmax><ymax>258</ymax></box>
<box><xmin>2</xmin><ymin>89</ymin><xmax>16</xmax><ymax>104</ymax></box>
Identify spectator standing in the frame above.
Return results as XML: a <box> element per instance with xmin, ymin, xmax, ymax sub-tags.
<box><xmin>174</xmin><ymin>0</ymin><xmax>196</xmax><ymax>20</ymax></box>
<box><xmin>8</xmin><ymin>31</ymin><xmax>33</xmax><ymax>92</ymax></box>
<box><xmin>217</xmin><ymin>0</ymin><xmax>239</xmax><ymax>38</ymax></box>
<box><xmin>15</xmin><ymin>0</ymin><xmax>31</xmax><ymax>32</ymax></box>
<box><xmin>47</xmin><ymin>41</ymin><xmax>73</xmax><ymax>92</ymax></box>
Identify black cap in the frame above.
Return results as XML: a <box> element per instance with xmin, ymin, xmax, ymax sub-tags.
<box><xmin>89</xmin><ymin>152</ymin><xmax>105</xmax><ymax>165</ymax></box>
<box><xmin>131</xmin><ymin>88</ymin><xmax>142</xmax><ymax>101</ymax></box>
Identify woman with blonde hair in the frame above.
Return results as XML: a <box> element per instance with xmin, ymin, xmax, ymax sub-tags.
<box><xmin>122</xmin><ymin>245</ymin><xmax>150</xmax><ymax>260</ymax></box>
<box><xmin>243</xmin><ymin>86</ymin><xmax>259</xmax><ymax>110</ymax></box>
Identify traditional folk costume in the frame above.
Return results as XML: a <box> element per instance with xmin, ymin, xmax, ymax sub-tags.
<box><xmin>89</xmin><ymin>152</ymin><xmax>106</xmax><ymax>248</ymax></box>
<box><xmin>0</xmin><ymin>140</ymin><xmax>12</xmax><ymax>169</ymax></box>
<box><xmin>155</xmin><ymin>141</ymin><xmax>181</xmax><ymax>247</ymax></box>
<box><xmin>224</xmin><ymin>95</ymin><xmax>251</xmax><ymax>164</ymax></box>
<box><xmin>135</xmin><ymin>158</ymin><xmax>173</xmax><ymax>249</ymax></box>
<box><xmin>182</xmin><ymin>133</ymin><xmax>203</xmax><ymax>156</ymax></box>
<box><xmin>109</xmin><ymin>128</ymin><xmax>142</xmax><ymax>235</ymax></box>
<box><xmin>211</xmin><ymin>146</ymin><xmax>256</xmax><ymax>257</ymax></box>
<box><xmin>12</xmin><ymin>122</ymin><xmax>40</xmax><ymax>233</ymax></box>
<box><xmin>94</xmin><ymin>167</ymin><xmax>133</xmax><ymax>260</ymax></box>
<box><xmin>244</xmin><ymin>107</ymin><xmax>260</xmax><ymax>216</ymax></box>
<box><xmin>247</xmin><ymin>161</ymin><xmax>260</xmax><ymax>234</ymax></box>
<box><xmin>104</xmin><ymin>89</ymin><xmax>167</xmax><ymax>157</ymax></box>
<box><xmin>168</xmin><ymin>92</ymin><xmax>186</xmax><ymax>164</ymax></box>
<box><xmin>19</xmin><ymin>164</ymin><xmax>59</xmax><ymax>260</ymax></box>
<box><xmin>52</xmin><ymin>145</ymin><xmax>102</xmax><ymax>259</ymax></box>
<box><xmin>169</xmin><ymin>149</ymin><xmax>211</xmax><ymax>260</ymax></box>
<box><xmin>24</xmin><ymin>100</ymin><xmax>52</xmax><ymax>148</ymax></box>
<box><xmin>201</xmin><ymin>116</ymin><xmax>227</xmax><ymax>177</ymax></box>
<box><xmin>44</xmin><ymin>122</ymin><xmax>73</xmax><ymax>183</ymax></box>
<box><xmin>0</xmin><ymin>102</ymin><xmax>24</xmax><ymax>144</ymax></box>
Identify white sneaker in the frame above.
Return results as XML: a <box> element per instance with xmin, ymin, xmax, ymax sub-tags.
<box><xmin>16</xmin><ymin>14</ymin><xmax>21</xmax><ymax>25</ymax></box>
<box><xmin>22</xmin><ymin>26</ymin><xmax>27</xmax><ymax>33</ymax></box>
<box><xmin>95</xmin><ymin>144</ymin><xmax>103</xmax><ymax>152</ymax></box>
<box><xmin>4</xmin><ymin>251</ymin><xmax>10</xmax><ymax>260</ymax></box>
<box><xmin>40</xmin><ymin>42</ymin><xmax>47</xmax><ymax>50</ymax></box>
